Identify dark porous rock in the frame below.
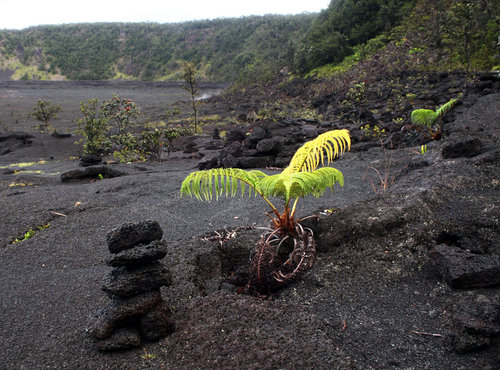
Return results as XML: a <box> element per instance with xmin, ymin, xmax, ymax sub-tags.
<box><xmin>51</xmin><ymin>131</ymin><xmax>72</xmax><ymax>138</ymax></box>
<box><xmin>237</xmin><ymin>156</ymin><xmax>273</xmax><ymax>169</ymax></box>
<box><xmin>95</xmin><ymin>327</ymin><xmax>141</xmax><ymax>352</ymax></box>
<box><xmin>219</xmin><ymin>152</ymin><xmax>239</xmax><ymax>168</ymax></box>
<box><xmin>139</xmin><ymin>301</ymin><xmax>175</xmax><ymax>341</ymax></box>
<box><xmin>451</xmin><ymin>294</ymin><xmax>500</xmax><ymax>336</ymax></box>
<box><xmin>226</xmin><ymin>141</ymin><xmax>243</xmax><ymax>157</ymax></box>
<box><xmin>80</xmin><ymin>153</ymin><xmax>102</xmax><ymax>167</ymax></box>
<box><xmin>430</xmin><ymin>244</ymin><xmax>500</xmax><ymax>289</ymax></box>
<box><xmin>256</xmin><ymin>137</ymin><xmax>284</xmax><ymax>155</ymax></box>
<box><xmin>102</xmin><ymin>262</ymin><xmax>172</xmax><ymax>297</ymax></box>
<box><xmin>107</xmin><ymin>220</ymin><xmax>163</xmax><ymax>254</ymax></box>
<box><xmin>60</xmin><ymin>165</ymin><xmax>125</xmax><ymax>182</ymax></box>
<box><xmin>106</xmin><ymin>240</ymin><xmax>168</xmax><ymax>267</ymax></box>
<box><xmin>198</xmin><ymin>156</ymin><xmax>218</xmax><ymax>170</ymax></box>
<box><xmin>88</xmin><ymin>290</ymin><xmax>161</xmax><ymax>339</ymax></box>
<box><xmin>243</xmin><ymin>126</ymin><xmax>267</xmax><ymax>149</ymax></box>
<box><xmin>225</xmin><ymin>128</ymin><xmax>246</xmax><ymax>143</ymax></box>
<box><xmin>442</xmin><ymin>136</ymin><xmax>483</xmax><ymax>158</ymax></box>
<box><xmin>450</xmin><ymin>331</ymin><xmax>492</xmax><ymax>353</ymax></box>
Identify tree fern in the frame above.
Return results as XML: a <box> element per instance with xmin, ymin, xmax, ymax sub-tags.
<box><xmin>283</xmin><ymin>129</ymin><xmax>350</xmax><ymax>174</ymax></box>
<box><xmin>180</xmin><ymin>129</ymin><xmax>351</xmax><ymax>294</ymax></box>
<box><xmin>259</xmin><ymin>167</ymin><xmax>344</xmax><ymax>204</ymax></box>
<box><xmin>410</xmin><ymin>97</ymin><xmax>459</xmax><ymax>139</ymax></box>
<box><xmin>180</xmin><ymin>129</ymin><xmax>350</xmax><ymax>231</ymax></box>
<box><xmin>435</xmin><ymin>98</ymin><xmax>458</xmax><ymax>119</ymax></box>
<box><xmin>411</xmin><ymin>109</ymin><xmax>437</xmax><ymax>128</ymax></box>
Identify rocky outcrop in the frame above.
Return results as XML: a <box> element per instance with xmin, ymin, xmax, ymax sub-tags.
<box><xmin>313</xmin><ymin>93</ymin><xmax>499</xmax><ymax>354</ymax></box>
<box><xmin>87</xmin><ymin>220</ymin><xmax>174</xmax><ymax>351</ymax></box>
<box><xmin>198</xmin><ymin>120</ymin><xmax>317</xmax><ymax>170</ymax></box>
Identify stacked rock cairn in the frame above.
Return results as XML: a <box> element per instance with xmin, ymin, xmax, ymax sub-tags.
<box><xmin>87</xmin><ymin>220</ymin><xmax>174</xmax><ymax>351</ymax></box>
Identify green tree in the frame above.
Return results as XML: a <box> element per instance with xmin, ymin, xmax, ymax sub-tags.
<box><xmin>29</xmin><ymin>99</ymin><xmax>62</xmax><ymax>131</ymax></box>
<box><xmin>442</xmin><ymin>0</ymin><xmax>493</xmax><ymax>74</ymax></box>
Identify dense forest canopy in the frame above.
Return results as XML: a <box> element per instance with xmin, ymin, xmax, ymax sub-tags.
<box><xmin>0</xmin><ymin>0</ymin><xmax>498</xmax><ymax>83</ymax></box>
<box><xmin>0</xmin><ymin>15</ymin><xmax>315</xmax><ymax>82</ymax></box>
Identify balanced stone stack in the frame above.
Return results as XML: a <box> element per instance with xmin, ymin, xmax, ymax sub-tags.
<box><xmin>87</xmin><ymin>220</ymin><xmax>174</xmax><ymax>351</ymax></box>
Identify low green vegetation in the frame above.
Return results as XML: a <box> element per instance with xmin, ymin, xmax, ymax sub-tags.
<box><xmin>12</xmin><ymin>224</ymin><xmax>50</xmax><ymax>244</ymax></box>
<box><xmin>411</xmin><ymin>97</ymin><xmax>459</xmax><ymax>140</ymax></box>
<box><xmin>77</xmin><ymin>95</ymin><xmax>193</xmax><ymax>162</ymax></box>
<box><xmin>28</xmin><ymin>100</ymin><xmax>62</xmax><ymax>131</ymax></box>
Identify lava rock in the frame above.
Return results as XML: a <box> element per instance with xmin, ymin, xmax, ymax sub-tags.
<box><xmin>102</xmin><ymin>262</ymin><xmax>172</xmax><ymax>297</ymax></box>
<box><xmin>60</xmin><ymin>166</ymin><xmax>125</xmax><ymax>182</ymax></box>
<box><xmin>225</xmin><ymin>128</ymin><xmax>246</xmax><ymax>143</ymax></box>
<box><xmin>450</xmin><ymin>331</ymin><xmax>492</xmax><ymax>353</ymax></box>
<box><xmin>442</xmin><ymin>136</ymin><xmax>483</xmax><ymax>158</ymax></box>
<box><xmin>219</xmin><ymin>152</ymin><xmax>239</xmax><ymax>168</ymax></box>
<box><xmin>107</xmin><ymin>220</ymin><xmax>163</xmax><ymax>254</ymax></box>
<box><xmin>88</xmin><ymin>290</ymin><xmax>161</xmax><ymax>339</ymax></box>
<box><xmin>243</xmin><ymin>127</ymin><xmax>267</xmax><ymax>148</ymax></box>
<box><xmin>256</xmin><ymin>137</ymin><xmax>284</xmax><ymax>155</ymax></box>
<box><xmin>430</xmin><ymin>244</ymin><xmax>500</xmax><ymax>289</ymax></box>
<box><xmin>139</xmin><ymin>301</ymin><xmax>175</xmax><ymax>341</ymax></box>
<box><xmin>95</xmin><ymin>327</ymin><xmax>141</xmax><ymax>352</ymax></box>
<box><xmin>80</xmin><ymin>154</ymin><xmax>102</xmax><ymax>167</ymax></box>
<box><xmin>237</xmin><ymin>156</ymin><xmax>273</xmax><ymax>169</ymax></box>
<box><xmin>51</xmin><ymin>131</ymin><xmax>72</xmax><ymax>138</ymax></box>
<box><xmin>106</xmin><ymin>240</ymin><xmax>168</xmax><ymax>267</ymax></box>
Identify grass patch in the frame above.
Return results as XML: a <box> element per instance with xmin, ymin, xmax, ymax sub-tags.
<box><xmin>12</xmin><ymin>224</ymin><xmax>50</xmax><ymax>244</ymax></box>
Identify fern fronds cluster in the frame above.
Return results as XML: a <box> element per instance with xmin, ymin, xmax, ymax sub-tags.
<box><xmin>283</xmin><ymin>129</ymin><xmax>350</xmax><ymax>174</ymax></box>
<box><xmin>410</xmin><ymin>97</ymin><xmax>459</xmax><ymax>139</ymax></box>
<box><xmin>181</xmin><ymin>129</ymin><xmax>351</xmax><ymax>228</ymax></box>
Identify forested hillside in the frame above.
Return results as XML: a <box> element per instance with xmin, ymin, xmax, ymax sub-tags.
<box><xmin>0</xmin><ymin>15</ymin><xmax>315</xmax><ymax>82</ymax></box>
<box><xmin>0</xmin><ymin>0</ymin><xmax>498</xmax><ymax>83</ymax></box>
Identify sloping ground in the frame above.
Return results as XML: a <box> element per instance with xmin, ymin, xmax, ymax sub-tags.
<box><xmin>0</xmin><ymin>92</ymin><xmax>498</xmax><ymax>368</ymax></box>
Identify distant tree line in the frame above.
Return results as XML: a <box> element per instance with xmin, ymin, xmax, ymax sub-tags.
<box><xmin>0</xmin><ymin>1</ymin><xmax>498</xmax><ymax>83</ymax></box>
<box><xmin>0</xmin><ymin>15</ymin><xmax>315</xmax><ymax>82</ymax></box>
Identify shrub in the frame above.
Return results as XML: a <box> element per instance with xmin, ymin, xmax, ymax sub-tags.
<box><xmin>77</xmin><ymin>99</ymin><xmax>109</xmax><ymax>156</ymax></box>
<box><xmin>29</xmin><ymin>100</ymin><xmax>62</xmax><ymax>131</ymax></box>
<box><xmin>101</xmin><ymin>95</ymin><xmax>141</xmax><ymax>135</ymax></box>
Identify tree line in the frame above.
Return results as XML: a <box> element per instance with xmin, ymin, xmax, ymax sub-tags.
<box><xmin>0</xmin><ymin>1</ymin><xmax>498</xmax><ymax>83</ymax></box>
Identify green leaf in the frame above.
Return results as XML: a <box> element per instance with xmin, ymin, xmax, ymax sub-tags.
<box><xmin>435</xmin><ymin>98</ymin><xmax>458</xmax><ymax>119</ymax></box>
<box><xmin>283</xmin><ymin>129</ymin><xmax>350</xmax><ymax>174</ymax></box>
<box><xmin>180</xmin><ymin>168</ymin><xmax>267</xmax><ymax>201</ymax></box>
<box><xmin>411</xmin><ymin>109</ymin><xmax>437</xmax><ymax>127</ymax></box>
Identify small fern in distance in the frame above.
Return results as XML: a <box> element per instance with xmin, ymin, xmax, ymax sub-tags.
<box><xmin>410</xmin><ymin>97</ymin><xmax>459</xmax><ymax>140</ymax></box>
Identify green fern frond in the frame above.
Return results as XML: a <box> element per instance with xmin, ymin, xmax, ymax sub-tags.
<box><xmin>435</xmin><ymin>98</ymin><xmax>458</xmax><ymax>119</ymax></box>
<box><xmin>260</xmin><ymin>167</ymin><xmax>344</xmax><ymax>203</ymax></box>
<box><xmin>180</xmin><ymin>168</ymin><xmax>268</xmax><ymax>201</ymax></box>
<box><xmin>282</xmin><ymin>129</ymin><xmax>350</xmax><ymax>174</ymax></box>
<box><xmin>411</xmin><ymin>109</ymin><xmax>437</xmax><ymax>127</ymax></box>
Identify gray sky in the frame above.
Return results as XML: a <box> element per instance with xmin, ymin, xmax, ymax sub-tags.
<box><xmin>1</xmin><ymin>0</ymin><xmax>330</xmax><ymax>30</ymax></box>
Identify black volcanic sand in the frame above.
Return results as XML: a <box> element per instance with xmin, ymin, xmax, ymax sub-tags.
<box><xmin>0</xmin><ymin>80</ymin><xmax>227</xmax><ymax>132</ymax></box>
<box><xmin>1</xmin><ymin>94</ymin><xmax>499</xmax><ymax>367</ymax></box>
